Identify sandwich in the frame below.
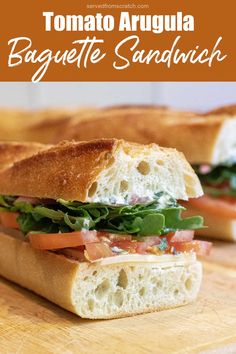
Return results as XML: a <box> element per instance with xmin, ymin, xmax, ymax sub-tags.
<box><xmin>0</xmin><ymin>139</ymin><xmax>210</xmax><ymax>319</ymax></box>
<box><xmin>190</xmin><ymin>104</ymin><xmax>236</xmax><ymax>241</ymax></box>
<box><xmin>61</xmin><ymin>105</ymin><xmax>236</xmax><ymax>242</ymax></box>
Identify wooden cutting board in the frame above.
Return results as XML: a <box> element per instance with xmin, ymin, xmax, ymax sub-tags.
<box><xmin>201</xmin><ymin>241</ymin><xmax>236</xmax><ymax>268</ymax></box>
<box><xmin>0</xmin><ymin>249</ymin><xmax>236</xmax><ymax>354</ymax></box>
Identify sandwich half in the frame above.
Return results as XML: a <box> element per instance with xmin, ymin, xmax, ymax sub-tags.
<box><xmin>62</xmin><ymin>105</ymin><xmax>236</xmax><ymax>242</ymax></box>
<box><xmin>184</xmin><ymin>106</ymin><xmax>236</xmax><ymax>241</ymax></box>
<box><xmin>0</xmin><ymin>139</ymin><xmax>210</xmax><ymax>319</ymax></box>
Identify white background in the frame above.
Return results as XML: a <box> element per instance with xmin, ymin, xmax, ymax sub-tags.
<box><xmin>0</xmin><ymin>82</ymin><xmax>235</xmax><ymax>111</ymax></box>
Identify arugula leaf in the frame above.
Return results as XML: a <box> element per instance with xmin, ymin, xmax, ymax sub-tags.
<box><xmin>138</xmin><ymin>214</ymin><xmax>165</xmax><ymax>236</ymax></box>
<box><xmin>0</xmin><ymin>195</ymin><xmax>204</xmax><ymax>237</ymax></box>
<box><xmin>63</xmin><ymin>213</ymin><xmax>95</xmax><ymax>231</ymax></box>
<box><xmin>203</xmin><ymin>186</ymin><xmax>236</xmax><ymax>198</ymax></box>
<box><xmin>162</xmin><ymin>208</ymin><xmax>204</xmax><ymax>230</ymax></box>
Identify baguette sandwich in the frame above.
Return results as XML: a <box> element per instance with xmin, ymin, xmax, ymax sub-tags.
<box><xmin>61</xmin><ymin>105</ymin><xmax>236</xmax><ymax>242</ymax></box>
<box><xmin>0</xmin><ymin>139</ymin><xmax>210</xmax><ymax>319</ymax></box>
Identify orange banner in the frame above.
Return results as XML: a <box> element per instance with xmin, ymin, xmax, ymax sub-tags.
<box><xmin>0</xmin><ymin>0</ymin><xmax>235</xmax><ymax>81</ymax></box>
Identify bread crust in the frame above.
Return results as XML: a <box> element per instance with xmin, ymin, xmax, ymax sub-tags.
<box><xmin>0</xmin><ymin>232</ymin><xmax>80</xmax><ymax>313</ymax></box>
<box><xmin>0</xmin><ymin>108</ymin><xmax>101</xmax><ymax>142</ymax></box>
<box><xmin>0</xmin><ymin>142</ymin><xmax>50</xmax><ymax>170</ymax></box>
<box><xmin>61</xmin><ymin>111</ymin><xmax>230</xmax><ymax>164</ymax></box>
<box><xmin>25</xmin><ymin>108</ymin><xmax>101</xmax><ymax>143</ymax></box>
<box><xmin>0</xmin><ymin>139</ymin><xmax>117</xmax><ymax>201</ymax></box>
<box><xmin>19</xmin><ymin>106</ymin><xmax>195</xmax><ymax>144</ymax></box>
<box><xmin>206</xmin><ymin>104</ymin><xmax>236</xmax><ymax>116</ymax></box>
<box><xmin>0</xmin><ymin>139</ymin><xmax>202</xmax><ymax>201</ymax></box>
<box><xmin>0</xmin><ymin>105</ymin><xmax>231</xmax><ymax>166</ymax></box>
<box><xmin>0</xmin><ymin>232</ymin><xmax>202</xmax><ymax>319</ymax></box>
<box><xmin>23</xmin><ymin>106</ymin><xmax>236</xmax><ymax>165</ymax></box>
<box><xmin>0</xmin><ymin>105</ymin><xmax>234</xmax><ymax>167</ymax></box>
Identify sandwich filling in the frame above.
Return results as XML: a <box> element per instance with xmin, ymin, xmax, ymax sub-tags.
<box><xmin>190</xmin><ymin>163</ymin><xmax>236</xmax><ymax>219</ymax></box>
<box><xmin>0</xmin><ymin>193</ymin><xmax>211</xmax><ymax>262</ymax></box>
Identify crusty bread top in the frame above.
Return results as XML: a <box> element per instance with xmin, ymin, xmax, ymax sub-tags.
<box><xmin>60</xmin><ymin>109</ymin><xmax>235</xmax><ymax>165</ymax></box>
<box><xmin>0</xmin><ymin>107</ymin><xmax>100</xmax><ymax>143</ymax></box>
<box><xmin>0</xmin><ymin>105</ymin><xmax>235</xmax><ymax>166</ymax></box>
<box><xmin>0</xmin><ymin>142</ymin><xmax>50</xmax><ymax>170</ymax></box>
<box><xmin>206</xmin><ymin>104</ymin><xmax>236</xmax><ymax>116</ymax></box>
<box><xmin>0</xmin><ymin>139</ymin><xmax>202</xmax><ymax>203</ymax></box>
<box><xmin>22</xmin><ymin>106</ymin><xmax>196</xmax><ymax>144</ymax></box>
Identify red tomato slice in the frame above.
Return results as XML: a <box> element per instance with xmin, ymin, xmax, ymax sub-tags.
<box><xmin>140</xmin><ymin>236</ymin><xmax>161</xmax><ymax>245</ymax></box>
<box><xmin>218</xmin><ymin>195</ymin><xmax>236</xmax><ymax>203</ymax></box>
<box><xmin>29</xmin><ymin>230</ymin><xmax>99</xmax><ymax>250</ymax></box>
<box><xmin>171</xmin><ymin>240</ymin><xmax>212</xmax><ymax>256</ymax></box>
<box><xmin>136</xmin><ymin>236</ymin><xmax>161</xmax><ymax>254</ymax></box>
<box><xmin>110</xmin><ymin>240</ymin><xmax>138</xmax><ymax>253</ymax></box>
<box><xmin>169</xmin><ymin>230</ymin><xmax>195</xmax><ymax>243</ymax></box>
<box><xmin>58</xmin><ymin>247</ymin><xmax>86</xmax><ymax>262</ymax></box>
<box><xmin>0</xmin><ymin>212</ymin><xmax>19</xmax><ymax>229</ymax></box>
<box><xmin>111</xmin><ymin>236</ymin><xmax>161</xmax><ymax>255</ymax></box>
<box><xmin>188</xmin><ymin>195</ymin><xmax>236</xmax><ymax>219</ymax></box>
<box><xmin>97</xmin><ymin>232</ymin><xmax>132</xmax><ymax>242</ymax></box>
<box><xmin>85</xmin><ymin>242</ymin><xmax>113</xmax><ymax>261</ymax></box>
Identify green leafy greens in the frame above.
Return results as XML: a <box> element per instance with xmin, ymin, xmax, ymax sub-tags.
<box><xmin>194</xmin><ymin>163</ymin><xmax>236</xmax><ymax>198</ymax></box>
<box><xmin>0</xmin><ymin>194</ymin><xmax>204</xmax><ymax>237</ymax></box>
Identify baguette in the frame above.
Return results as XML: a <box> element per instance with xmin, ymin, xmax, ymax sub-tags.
<box><xmin>22</xmin><ymin>105</ymin><xmax>167</xmax><ymax>143</ymax></box>
<box><xmin>0</xmin><ymin>142</ymin><xmax>50</xmax><ymax>170</ymax></box>
<box><xmin>23</xmin><ymin>107</ymin><xmax>101</xmax><ymax>143</ymax></box>
<box><xmin>0</xmin><ymin>107</ymin><xmax>100</xmax><ymax>142</ymax></box>
<box><xmin>0</xmin><ymin>231</ymin><xmax>202</xmax><ymax>319</ymax></box>
<box><xmin>206</xmin><ymin>103</ymin><xmax>236</xmax><ymax>116</ymax></box>
<box><xmin>61</xmin><ymin>109</ymin><xmax>236</xmax><ymax>165</ymax></box>
<box><xmin>0</xmin><ymin>139</ymin><xmax>202</xmax><ymax>203</ymax></box>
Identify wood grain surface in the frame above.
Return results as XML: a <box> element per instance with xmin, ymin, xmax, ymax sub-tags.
<box><xmin>0</xmin><ymin>243</ymin><xmax>236</xmax><ymax>354</ymax></box>
<box><xmin>201</xmin><ymin>241</ymin><xmax>236</xmax><ymax>268</ymax></box>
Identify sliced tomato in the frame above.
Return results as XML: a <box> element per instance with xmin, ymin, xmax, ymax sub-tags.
<box><xmin>171</xmin><ymin>240</ymin><xmax>212</xmax><ymax>256</ymax></box>
<box><xmin>29</xmin><ymin>230</ymin><xmax>99</xmax><ymax>250</ymax></box>
<box><xmin>58</xmin><ymin>247</ymin><xmax>86</xmax><ymax>262</ymax></box>
<box><xmin>136</xmin><ymin>236</ymin><xmax>161</xmax><ymax>254</ymax></box>
<box><xmin>111</xmin><ymin>236</ymin><xmax>161</xmax><ymax>255</ymax></box>
<box><xmin>110</xmin><ymin>240</ymin><xmax>138</xmax><ymax>253</ymax></box>
<box><xmin>85</xmin><ymin>242</ymin><xmax>113</xmax><ymax>261</ymax></box>
<box><xmin>140</xmin><ymin>236</ymin><xmax>161</xmax><ymax>245</ymax></box>
<box><xmin>218</xmin><ymin>195</ymin><xmax>236</xmax><ymax>203</ymax></box>
<box><xmin>188</xmin><ymin>195</ymin><xmax>236</xmax><ymax>219</ymax></box>
<box><xmin>0</xmin><ymin>212</ymin><xmax>19</xmax><ymax>229</ymax></box>
<box><xmin>169</xmin><ymin>230</ymin><xmax>194</xmax><ymax>243</ymax></box>
<box><xmin>162</xmin><ymin>231</ymin><xmax>194</xmax><ymax>245</ymax></box>
<box><xmin>97</xmin><ymin>232</ymin><xmax>132</xmax><ymax>242</ymax></box>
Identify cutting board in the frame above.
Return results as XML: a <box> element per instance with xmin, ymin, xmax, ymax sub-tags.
<box><xmin>0</xmin><ymin>249</ymin><xmax>236</xmax><ymax>354</ymax></box>
<box><xmin>201</xmin><ymin>241</ymin><xmax>236</xmax><ymax>268</ymax></box>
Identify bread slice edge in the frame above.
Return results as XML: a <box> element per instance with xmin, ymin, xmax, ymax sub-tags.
<box><xmin>0</xmin><ymin>232</ymin><xmax>202</xmax><ymax>319</ymax></box>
